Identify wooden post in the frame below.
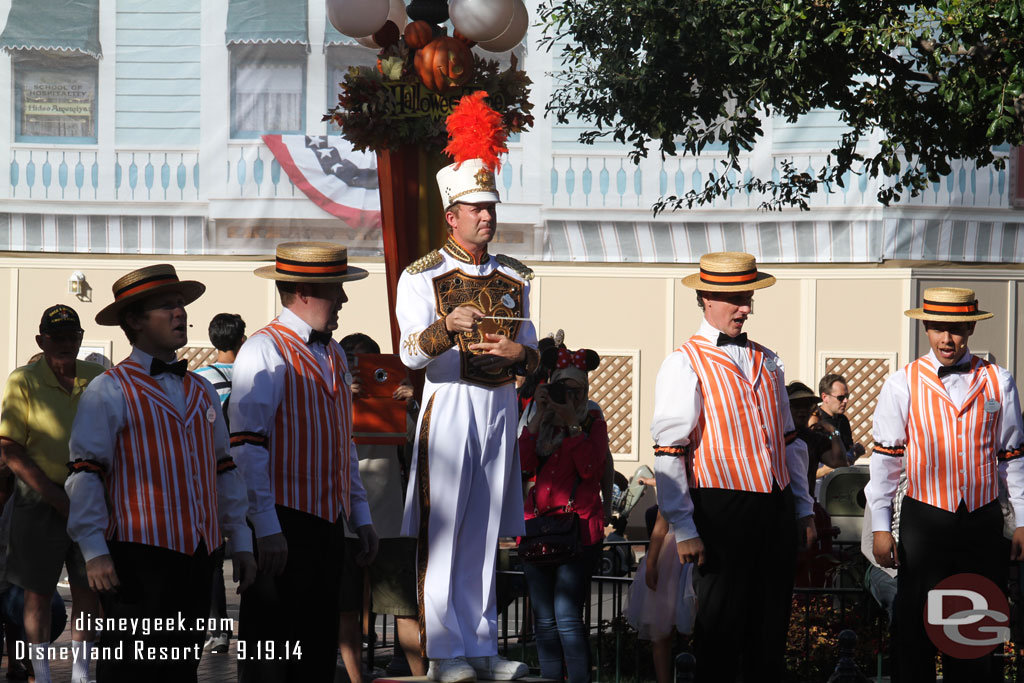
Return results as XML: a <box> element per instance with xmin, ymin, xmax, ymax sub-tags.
<box><xmin>375</xmin><ymin>144</ymin><xmax>447</xmax><ymax>352</ymax></box>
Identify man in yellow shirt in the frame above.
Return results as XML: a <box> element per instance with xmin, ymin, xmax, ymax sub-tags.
<box><xmin>0</xmin><ymin>305</ymin><xmax>103</xmax><ymax>683</ymax></box>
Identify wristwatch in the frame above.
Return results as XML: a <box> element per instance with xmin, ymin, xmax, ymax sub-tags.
<box><xmin>567</xmin><ymin>424</ymin><xmax>583</xmax><ymax>437</ymax></box>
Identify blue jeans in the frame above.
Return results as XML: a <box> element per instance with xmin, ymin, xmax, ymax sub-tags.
<box><xmin>522</xmin><ymin>545</ymin><xmax>598</xmax><ymax>683</ymax></box>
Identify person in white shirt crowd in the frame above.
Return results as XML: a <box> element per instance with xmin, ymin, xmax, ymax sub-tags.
<box><xmin>65</xmin><ymin>265</ymin><xmax>257</xmax><ymax>683</ymax></box>
<box><xmin>193</xmin><ymin>312</ymin><xmax>247</xmax><ymax>655</ymax></box>
<box><xmin>866</xmin><ymin>286</ymin><xmax>1024</xmax><ymax>682</ymax></box>
<box><xmin>650</xmin><ymin>251</ymin><xmax>815</xmax><ymax>682</ymax></box>
<box><xmin>228</xmin><ymin>242</ymin><xmax>377</xmax><ymax>683</ymax></box>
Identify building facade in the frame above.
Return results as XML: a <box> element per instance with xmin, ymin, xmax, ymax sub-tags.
<box><xmin>2</xmin><ymin>0</ymin><xmax>1024</xmax><ymax>472</ymax></box>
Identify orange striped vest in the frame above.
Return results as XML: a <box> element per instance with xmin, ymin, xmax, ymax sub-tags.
<box><xmin>256</xmin><ymin>320</ymin><xmax>352</xmax><ymax>521</ymax></box>
<box><xmin>905</xmin><ymin>357</ymin><xmax>1001</xmax><ymax>513</ymax></box>
<box><xmin>679</xmin><ymin>336</ymin><xmax>791</xmax><ymax>492</ymax></box>
<box><xmin>106</xmin><ymin>360</ymin><xmax>220</xmax><ymax>555</ymax></box>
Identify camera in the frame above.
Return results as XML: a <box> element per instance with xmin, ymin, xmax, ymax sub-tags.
<box><xmin>546</xmin><ymin>383</ymin><xmax>568</xmax><ymax>404</ymax></box>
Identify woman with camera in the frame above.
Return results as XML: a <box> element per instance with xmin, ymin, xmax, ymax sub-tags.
<box><xmin>519</xmin><ymin>348</ymin><xmax>606</xmax><ymax>683</ymax></box>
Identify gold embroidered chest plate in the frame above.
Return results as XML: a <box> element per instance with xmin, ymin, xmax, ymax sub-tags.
<box><xmin>432</xmin><ymin>268</ymin><xmax>524</xmax><ymax>388</ymax></box>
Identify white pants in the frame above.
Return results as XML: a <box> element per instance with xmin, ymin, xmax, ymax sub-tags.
<box><xmin>403</xmin><ymin>382</ymin><xmax>525</xmax><ymax>658</ymax></box>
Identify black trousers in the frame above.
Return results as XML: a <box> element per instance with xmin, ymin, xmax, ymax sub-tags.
<box><xmin>894</xmin><ymin>496</ymin><xmax>1007</xmax><ymax>683</ymax></box>
<box><xmin>689</xmin><ymin>484</ymin><xmax>796</xmax><ymax>682</ymax></box>
<box><xmin>208</xmin><ymin>545</ymin><xmax>229</xmax><ymax>636</ymax></box>
<box><xmin>97</xmin><ymin>540</ymin><xmax>214</xmax><ymax>683</ymax></box>
<box><xmin>238</xmin><ymin>505</ymin><xmax>345</xmax><ymax>683</ymax></box>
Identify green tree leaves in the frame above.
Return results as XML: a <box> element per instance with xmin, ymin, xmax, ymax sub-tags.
<box><xmin>539</xmin><ymin>0</ymin><xmax>1024</xmax><ymax>209</ymax></box>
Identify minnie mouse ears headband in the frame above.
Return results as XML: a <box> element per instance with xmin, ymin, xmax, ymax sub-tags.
<box><xmin>540</xmin><ymin>347</ymin><xmax>600</xmax><ymax>373</ymax></box>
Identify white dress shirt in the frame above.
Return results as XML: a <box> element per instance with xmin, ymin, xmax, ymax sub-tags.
<box><xmin>228</xmin><ymin>307</ymin><xmax>371</xmax><ymax>538</ymax></box>
<box><xmin>866</xmin><ymin>349</ymin><xmax>1024</xmax><ymax>532</ymax></box>
<box><xmin>66</xmin><ymin>347</ymin><xmax>253</xmax><ymax>562</ymax></box>
<box><xmin>651</xmin><ymin>319</ymin><xmax>813</xmax><ymax>543</ymax></box>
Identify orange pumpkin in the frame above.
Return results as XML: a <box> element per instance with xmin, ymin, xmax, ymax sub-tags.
<box><xmin>453</xmin><ymin>29</ymin><xmax>477</xmax><ymax>48</ymax></box>
<box><xmin>404</xmin><ymin>20</ymin><xmax>434</xmax><ymax>50</ymax></box>
<box><xmin>414</xmin><ymin>36</ymin><xmax>473</xmax><ymax>93</ymax></box>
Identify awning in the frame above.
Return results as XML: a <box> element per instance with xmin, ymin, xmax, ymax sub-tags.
<box><xmin>226</xmin><ymin>0</ymin><xmax>309</xmax><ymax>47</ymax></box>
<box><xmin>324</xmin><ymin>23</ymin><xmax>358</xmax><ymax>48</ymax></box>
<box><xmin>543</xmin><ymin>217</ymin><xmax>1024</xmax><ymax>264</ymax></box>
<box><xmin>0</xmin><ymin>0</ymin><xmax>101</xmax><ymax>58</ymax></box>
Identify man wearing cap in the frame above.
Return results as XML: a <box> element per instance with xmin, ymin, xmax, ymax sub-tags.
<box><xmin>867</xmin><ymin>287</ymin><xmax>1024</xmax><ymax>681</ymax></box>
<box><xmin>65</xmin><ymin>265</ymin><xmax>257</xmax><ymax>682</ymax></box>
<box><xmin>650</xmin><ymin>251</ymin><xmax>815</xmax><ymax>682</ymax></box>
<box><xmin>787</xmin><ymin>381</ymin><xmax>847</xmax><ymax>491</ymax></box>
<box><xmin>228</xmin><ymin>242</ymin><xmax>376</xmax><ymax>683</ymax></box>
<box><xmin>396</xmin><ymin>94</ymin><xmax>538</xmax><ymax>683</ymax></box>
<box><xmin>0</xmin><ymin>305</ymin><xmax>103</xmax><ymax>683</ymax></box>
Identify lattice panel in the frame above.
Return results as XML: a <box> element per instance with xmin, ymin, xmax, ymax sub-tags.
<box><xmin>822</xmin><ymin>356</ymin><xmax>895</xmax><ymax>451</ymax></box>
<box><xmin>177</xmin><ymin>346</ymin><xmax>217</xmax><ymax>371</ymax></box>
<box><xmin>588</xmin><ymin>354</ymin><xmax>634</xmax><ymax>457</ymax></box>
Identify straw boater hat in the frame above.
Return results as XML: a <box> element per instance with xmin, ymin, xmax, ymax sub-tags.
<box><xmin>904</xmin><ymin>287</ymin><xmax>993</xmax><ymax>322</ymax></box>
<box><xmin>95</xmin><ymin>264</ymin><xmax>205</xmax><ymax>326</ymax></box>
<box><xmin>682</xmin><ymin>251</ymin><xmax>776</xmax><ymax>291</ymax></box>
<box><xmin>254</xmin><ymin>242</ymin><xmax>368</xmax><ymax>283</ymax></box>
<box><xmin>436</xmin><ymin>91</ymin><xmax>506</xmax><ymax>209</ymax></box>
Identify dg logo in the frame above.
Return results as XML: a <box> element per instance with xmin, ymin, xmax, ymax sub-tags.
<box><xmin>925</xmin><ymin>573</ymin><xmax>1010</xmax><ymax>658</ymax></box>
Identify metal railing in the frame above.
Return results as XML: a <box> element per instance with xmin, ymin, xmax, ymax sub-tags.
<box><xmin>362</xmin><ymin>539</ymin><xmax>1024</xmax><ymax>682</ymax></box>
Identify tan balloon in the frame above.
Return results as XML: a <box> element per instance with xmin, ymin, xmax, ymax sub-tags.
<box><xmin>477</xmin><ymin>0</ymin><xmax>528</xmax><ymax>53</ymax></box>
<box><xmin>326</xmin><ymin>0</ymin><xmax>390</xmax><ymax>38</ymax></box>
<box><xmin>387</xmin><ymin>0</ymin><xmax>408</xmax><ymax>30</ymax></box>
<box><xmin>448</xmin><ymin>0</ymin><xmax>516</xmax><ymax>43</ymax></box>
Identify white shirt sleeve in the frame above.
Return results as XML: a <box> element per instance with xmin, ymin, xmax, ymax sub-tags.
<box><xmin>865</xmin><ymin>370</ymin><xmax>910</xmax><ymax>532</ymax></box>
<box><xmin>397</xmin><ymin>270</ymin><xmax>447</xmax><ymax>370</ymax></box>
<box><xmin>198</xmin><ymin>377</ymin><xmax>253</xmax><ymax>555</ymax></box>
<box><xmin>66</xmin><ymin>373</ymin><xmax>125</xmax><ymax>562</ymax></box>
<box><xmin>996</xmin><ymin>368</ymin><xmax>1024</xmax><ymax>526</ymax></box>
<box><xmin>650</xmin><ymin>351</ymin><xmax>701</xmax><ymax>543</ymax></box>
<box><xmin>227</xmin><ymin>333</ymin><xmax>286</xmax><ymax>538</ymax></box>
<box><xmin>346</xmin><ymin>440</ymin><xmax>372</xmax><ymax>529</ymax></box>
<box><xmin>773</xmin><ymin>356</ymin><xmax>814</xmax><ymax>518</ymax></box>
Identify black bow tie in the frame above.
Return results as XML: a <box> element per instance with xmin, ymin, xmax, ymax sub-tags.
<box><xmin>937</xmin><ymin>361</ymin><xmax>971</xmax><ymax>378</ymax></box>
<box><xmin>717</xmin><ymin>332</ymin><xmax>748</xmax><ymax>347</ymax></box>
<box><xmin>308</xmin><ymin>330</ymin><xmax>333</xmax><ymax>346</ymax></box>
<box><xmin>150</xmin><ymin>358</ymin><xmax>187</xmax><ymax>378</ymax></box>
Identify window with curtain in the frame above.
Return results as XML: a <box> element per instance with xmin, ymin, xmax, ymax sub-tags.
<box><xmin>326</xmin><ymin>45</ymin><xmax>377</xmax><ymax>132</ymax></box>
<box><xmin>230</xmin><ymin>44</ymin><xmax>306</xmax><ymax>137</ymax></box>
<box><xmin>13</xmin><ymin>50</ymin><xmax>98</xmax><ymax>142</ymax></box>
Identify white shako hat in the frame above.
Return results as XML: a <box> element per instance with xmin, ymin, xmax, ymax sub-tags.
<box><xmin>436</xmin><ymin>91</ymin><xmax>507</xmax><ymax>209</ymax></box>
<box><xmin>436</xmin><ymin>159</ymin><xmax>501</xmax><ymax>208</ymax></box>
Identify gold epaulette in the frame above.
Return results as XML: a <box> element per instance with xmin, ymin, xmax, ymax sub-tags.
<box><xmin>405</xmin><ymin>250</ymin><xmax>444</xmax><ymax>274</ymax></box>
<box><xmin>496</xmin><ymin>254</ymin><xmax>534</xmax><ymax>281</ymax></box>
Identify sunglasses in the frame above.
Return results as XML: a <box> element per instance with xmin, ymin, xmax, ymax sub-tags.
<box><xmin>830</xmin><ymin>394</ymin><xmax>850</xmax><ymax>402</ymax></box>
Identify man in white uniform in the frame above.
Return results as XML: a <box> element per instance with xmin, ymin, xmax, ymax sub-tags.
<box><xmin>397</xmin><ymin>154</ymin><xmax>538</xmax><ymax>682</ymax></box>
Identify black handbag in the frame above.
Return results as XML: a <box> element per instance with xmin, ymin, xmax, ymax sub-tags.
<box><xmin>519</xmin><ymin>462</ymin><xmax>583</xmax><ymax>565</ymax></box>
<box><xmin>519</xmin><ymin>511</ymin><xmax>581</xmax><ymax>565</ymax></box>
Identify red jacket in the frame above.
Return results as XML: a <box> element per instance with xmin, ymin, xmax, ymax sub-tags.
<box><xmin>521</xmin><ymin>409</ymin><xmax>607</xmax><ymax>546</ymax></box>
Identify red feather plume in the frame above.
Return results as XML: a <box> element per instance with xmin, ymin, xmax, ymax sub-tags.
<box><xmin>444</xmin><ymin>91</ymin><xmax>508</xmax><ymax>172</ymax></box>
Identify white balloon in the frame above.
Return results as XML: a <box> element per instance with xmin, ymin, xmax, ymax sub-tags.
<box><xmin>326</xmin><ymin>0</ymin><xmax>390</xmax><ymax>38</ymax></box>
<box><xmin>448</xmin><ymin>0</ymin><xmax>516</xmax><ymax>43</ymax></box>
<box><xmin>387</xmin><ymin>0</ymin><xmax>408</xmax><ymax>30</ymax></box>
<box><xmin>477</xmin><ymin>0</ymin><xmax>527</xmax><ymax>53</ymax></box>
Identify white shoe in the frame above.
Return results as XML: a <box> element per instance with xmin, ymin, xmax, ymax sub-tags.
<box><xmin>466</xmin><ymin>655</ymin><xmax>528</xmax><ymax>681</ymax></box>
<box><xmin>428</xmin><ymin>657</ymin><xmax>477</xmax><ymax>683</ymax></box>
